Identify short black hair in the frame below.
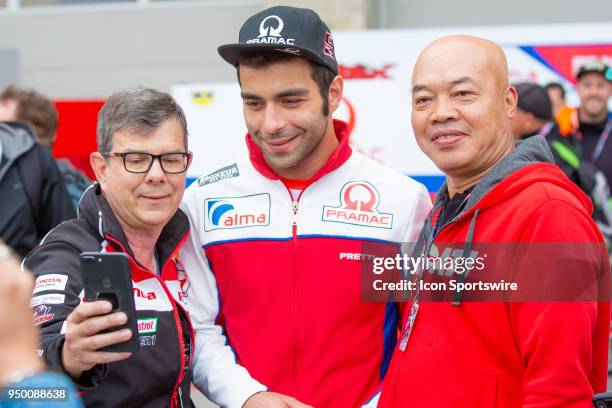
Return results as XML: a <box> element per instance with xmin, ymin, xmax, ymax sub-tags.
<box><xmin>545</xmin><ymin>82</ymin><xmax>566</xmax><ymax>99</ymax></box>
<box><xmin>236</xmin><ymin>51</ymin><xmax>336</xmax><ymax>115</ymax></box>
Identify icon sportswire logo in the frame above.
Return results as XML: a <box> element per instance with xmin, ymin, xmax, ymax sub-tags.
<box><xmin>204</xmin><ymin>193</ymin><xmax>271</xmax><ymax>231</ymax></box>
<box><xmin>247</xmin><ymin>15</ymin><xmax>295</xmax><ymax>45</ymax></box>
<box><xmin>322</xmin><ymin>181</ymin><xmax>393</xmax><ymax>229</ymax></box>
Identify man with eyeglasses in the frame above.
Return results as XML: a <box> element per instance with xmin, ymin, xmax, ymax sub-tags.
<box><xmin>24</xmin><ymin>88</ymin><xmax>196</xmax><ymax>407</ymax></box>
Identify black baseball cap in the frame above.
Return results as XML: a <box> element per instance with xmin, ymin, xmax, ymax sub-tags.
<box><xmin>515</xmin><ymin>82</ymin><xmax>553</xmax><ymax>121</ymax></box>
<box><xmin>217</xmin><ymin>6</ymin><xmax>338</xmax><ymax>75</ymax></box>
<box><xmin>576</xmin><ymin>61</ymin><xmax>612</xmax><ymax>82</ymax></box>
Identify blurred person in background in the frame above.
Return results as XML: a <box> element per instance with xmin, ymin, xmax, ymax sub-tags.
<box><xmin>556</xmin><ymin>62</ymin><xmax>612</xmax><ymax>187</ymax></box>
<box><xmin>545</xmin><ymin>81</ymin><xmax>567</xmax><ymax>119</ymax></box>
<box><xmin>512</xmin><ymin>82</ymin><xmax>612</xmax><ymax>240</ymax></box>
<box><xmin>24</xmin><ymin>88</ymin><xmax>195</xmax><ymax>407</ymax></box>
<box><xmin>0</xmin><ymin>95</ymin><xmax>74</xmax><ymax>258</ymax></box>
<box><xmin>511</xmin><ymin>82</ymin><xmax>555</xmax><ymax>140</ymax></box>
<box><xmin>0</xmin><ymin>86</ymin><xmax>91</xmax><ymax>210</ymax></box>
<box><xmin>0</xmin><ymin>240</ymin><xmax>83</xmax><ymax>408</ymax></box>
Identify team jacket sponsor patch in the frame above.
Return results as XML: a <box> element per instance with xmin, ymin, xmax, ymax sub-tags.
<box><xmin>137</xmin><ymin>317</ymin><xmax>158</xmax><ymax>334</ymax></box>
<box><xmin>322</xmin><ymin>181</ymin><xmax>393</xmax><ymax>229</ymax></box>
<box><xmin>204</xmin><ymin>193</ymin><xmax>271</xmax><ymax>231</ymax></box>
<box><xmin>33</xmin><ymin>305</ymin><xmax>54</xmax><ymax>326</ymax></box>
<box><xmin>33</xmin><ymin>274</ymin><xmax>69</xmax><ymax>294</ymax></box>
<box><xmin>31</xmin><ymin>293</ymin><xmax>66</xmax><ymax>307</ymax></box>
<box><xmin>133</xmin><ymin>278</ymin><xmax>173</xmax><ymax>312</ymax></box>
<box><xmin>198</xmin><ymin>163</ymin><xmax>240</xmax><ymax>187</ymax></box>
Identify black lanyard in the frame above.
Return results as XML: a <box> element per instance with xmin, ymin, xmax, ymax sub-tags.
<box><xmin>577</xmin><ymin>119</ymin><xmax>612</xmax><ymax>162</ymax></box>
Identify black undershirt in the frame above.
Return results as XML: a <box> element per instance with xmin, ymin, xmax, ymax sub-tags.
<box><xmin>578</xmin><ymin>114</ymin><xmax>612</xmax><ymax>188</ymax></box>
<box><xmin>437</xmin><ymin>188</ymin><xmax>473</xmax><ymax>230</ymax></box>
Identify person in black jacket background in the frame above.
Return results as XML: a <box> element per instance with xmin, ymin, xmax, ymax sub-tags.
<box><xmin>25</xmin><ymin>87</ymin><xmax>195</xmax><ymax>407</ymax></box>
<box><xmin>0</xmin><ymin>121</ymin><xmax>74</xmax><ymax>258</ymax></box>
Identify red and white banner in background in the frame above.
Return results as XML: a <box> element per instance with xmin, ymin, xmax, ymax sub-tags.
<box><xmin>167</xmin><ymin>22</ymin><xmax>610</xmax><ymax>191</ymax></box>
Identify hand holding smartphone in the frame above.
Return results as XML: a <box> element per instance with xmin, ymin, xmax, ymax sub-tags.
<box><xmin>80</xmin><ymin>252</ymin><xmax>139</xmax><ymax>353</ymax></box>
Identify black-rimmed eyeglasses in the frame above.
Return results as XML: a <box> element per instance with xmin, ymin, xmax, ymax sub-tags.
<box><xmin>104</xmin><ymin>152</ymin><xmax>192</xmax><ymax>174</ymax></box>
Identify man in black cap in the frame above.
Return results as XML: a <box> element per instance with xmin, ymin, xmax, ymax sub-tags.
<box><xmin>180</xmin><ymin>5</ymin><xmax>431</xmax><ymax>408</ymax></box>
<box><xmin>511</xmin><ymin>82</ymin><xmax>554</xmax><ymax>140</ymax></box>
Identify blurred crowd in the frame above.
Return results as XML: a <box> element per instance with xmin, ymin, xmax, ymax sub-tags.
<box><xmin>511</xmin><ymin>62</ymin><xmax>612</xmax><ymax>241</ymax></box>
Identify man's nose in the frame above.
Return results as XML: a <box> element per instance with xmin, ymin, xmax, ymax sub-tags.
<box><xmin>145</xmin><ymin>157</ymin><xmax>166</xmax><ymax>183</ymax></box>
<box><xmin>261</xmin><ymin>104</ymin><xmax>286</xmax><ymax>135</ymax></box>
<box><xmin>431</xmin><ymin>97</ymin><xmax>460</xmax><ymax>124</ymax></box>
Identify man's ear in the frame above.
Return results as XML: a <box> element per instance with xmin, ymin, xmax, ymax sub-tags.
<box><xmin>328</xmin><ymin>75</ymin><xmax>344</xmax><ymax>114</ymax></box>
<box><xmin>90</xmin><ymin>152</ymin><xmax>108</xmax><ymax>187</ymax></box>
<box><xmin>505</xmin><ymin>85</ymin><xmax>518</xmax><ymax>119</ymax></box>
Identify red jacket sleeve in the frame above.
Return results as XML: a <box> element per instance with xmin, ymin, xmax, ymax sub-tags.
<box><xmin>509</xmin><ymin>199</ymin><xmax>610</xmax><ymax>407</ymax></box>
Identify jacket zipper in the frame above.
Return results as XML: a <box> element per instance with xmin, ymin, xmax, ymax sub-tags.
<box><xmin>286</xmin><ymin>187</ymin><xmax>305</xmax><ymax>397</ymax></box>
<box><xmin>292</xmin><ymin>199</ymin><xmax>299</xmax><ymax>237</ymax></box>
<box><xmin>160</xmin><ymin>279</ymin><xmax>187</xmax><ymax>408</ymax></box>
<box><xmin>104</xmin><ymin>235</ymin><xmax>190</xmax><ymax>408</ymax></box>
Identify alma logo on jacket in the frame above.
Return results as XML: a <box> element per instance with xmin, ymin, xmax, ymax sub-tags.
<box><xmin>322</xmin><ymin>181</ymin><xmax>393</xmax><ymax>229</ymax></box>
<box><xmin>204</xmin><ymin>193</ymin><xmax>271</xmax><ymax>231</ymax></box>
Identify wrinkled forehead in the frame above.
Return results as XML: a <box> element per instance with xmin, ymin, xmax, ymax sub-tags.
<box><xmin>412</xmin><ymin>40</ymin><xmax>507</xmax><ymax>91</ymax></box>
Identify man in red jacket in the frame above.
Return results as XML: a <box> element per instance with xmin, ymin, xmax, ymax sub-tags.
<box><xmin>378</xmin><ymin>35</ymin><xmax>610</xmax><ymax>407</ymax></box>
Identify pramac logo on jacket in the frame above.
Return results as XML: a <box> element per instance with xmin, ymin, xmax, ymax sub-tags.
<box><xmin>322</xmin><ymin>181</ymin><xmax>393</xmax><ymax>229</ymax></box>
<box><xmin>204</xmin><ymin>193</ymin><xmax>271</xmax><ymax>231</ymax></box>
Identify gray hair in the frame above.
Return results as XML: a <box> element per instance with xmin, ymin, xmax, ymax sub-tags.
<box><xmin>97</xmin><ymin>87</ymin><xmax>188</xmax><ymax>154</ymax></box>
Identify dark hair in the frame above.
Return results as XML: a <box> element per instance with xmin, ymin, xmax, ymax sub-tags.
<box><xmin>97</xmin><ymin>87</ymin><xmax>188</xmax><ymax>155</ymax></box>
<box><xmin>236</xmin><ymin>51</ymin><xmax>336</xmax><ymax>115</ymax></box>
<box><xmin>0</xmin><ymin>86</ymin><xmax>59</xmax><ymax>147</ymax></box>
<box><xmin>545</xmin><ymin>82</ymin><xmax>566</xmax><ymax>99</ymax></box>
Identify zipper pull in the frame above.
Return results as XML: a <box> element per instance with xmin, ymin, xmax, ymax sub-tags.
<box><xmin>178</xmin><ymin>386</ymin><xmax>184</xmax><ymax>408</ymax></box>
<box><xmin>292</xmin><ymin>200</ymin><xmax>299</xmax><ymax>226</ymax></box>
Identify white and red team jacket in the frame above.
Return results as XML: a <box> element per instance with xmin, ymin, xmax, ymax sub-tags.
<box><xmin>180</xmin><ymin>120</ymin><xmax>432</xmax><ymax>408</ymax></box>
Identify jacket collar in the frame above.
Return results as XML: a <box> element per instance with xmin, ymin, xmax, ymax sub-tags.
<box><xmin>77</xmin><ymin>183</ymin><xmax>189</xmax><ymax>267</ymax></box>
<box><xmin>246</xmin><ymin>119</ymin><xmax>352</xmax><ymax>184</ymax></box>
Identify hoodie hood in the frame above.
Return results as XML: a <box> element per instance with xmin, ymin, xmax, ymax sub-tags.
<box><xmin>432</xmin><ymin>135</ymin><xmax>592</xmax><ymax>222</ymax></box>
<box><xmin>0</xmin><ymin>121</ymin><xmax>36</xmax><ymax>181</ymax></box>
<box><xmin>426</xmin><ymin>135</ymin><xmax>594</xmax><ymax>305</ymax></box>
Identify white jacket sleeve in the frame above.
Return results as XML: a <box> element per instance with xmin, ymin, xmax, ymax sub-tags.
<box><xmin>402</xmin><ymin>183</ymin><xmax>432</xmax><ymax>243</ymax></box>
<box><xmin>180</xmin><ymin>201</ymin><xmax>267</xmax><ymax>408</ymax></box>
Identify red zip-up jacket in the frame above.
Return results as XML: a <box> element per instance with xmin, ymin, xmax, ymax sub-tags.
<box><xmin>379</xmin><ymin>136</ymin><xmax>610</xmax><ymax>408</ymax></box>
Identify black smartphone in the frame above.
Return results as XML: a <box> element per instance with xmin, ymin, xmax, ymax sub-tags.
<box><xmin>80</xmin><ymin>252</ymin><xmax>139</xmax><ymax>353</ymax></box>
<box><xmin>593</xmin><ymin>393</ymin><xmax>612</xmax><ymax>408</ymax></box>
